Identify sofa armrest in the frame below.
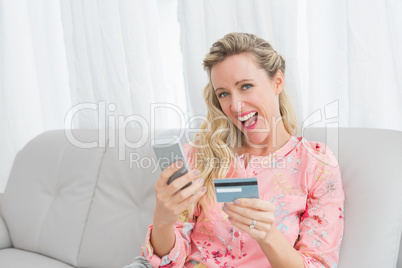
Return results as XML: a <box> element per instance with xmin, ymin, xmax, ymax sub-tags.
<box><xmin>0</xmin><ymin>193</ymin><xmax>12</xmax><ymax>249</ymax></box>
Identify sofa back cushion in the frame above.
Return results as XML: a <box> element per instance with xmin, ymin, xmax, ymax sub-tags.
<box><xmin>76</xmin><ymin>128</ymin><xmax>159</xmax><ymax>268</ymax></box>
<box><xmin>304</xmin><ymin>128</ymin><xmax>402</xmax><ymax>268</ymax></box>
<box><xmin>1</xmin><ymin>130</ymin><xmax>106</xmax><ymax>266</ymax></box>
<box><xmin>2</xmin><ymin>128</ymin><xmax>401</xmax><ymax>268</ymax></box>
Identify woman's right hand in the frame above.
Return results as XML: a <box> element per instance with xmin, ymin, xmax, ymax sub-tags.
<box><xmin>153</xmin><ymin>161</ymin><xmax>206</xmax><ymax>228</ymax></box>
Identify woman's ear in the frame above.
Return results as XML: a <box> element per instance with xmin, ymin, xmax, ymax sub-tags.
<box><xmin>273</xmin><ymin>70</ymin><xmax>284</xmax><ymax>95</ymax></box>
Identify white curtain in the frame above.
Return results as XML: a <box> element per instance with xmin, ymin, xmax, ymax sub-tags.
<box><xmin>178</xmin><ymin>0</ymin><xmax>402</xmax><ymax>132</ymax></box>
<box><xmin>0</xmin><ymin>0</ymin><xmax>185</xmax><ymax>192</ymax></box>
<box><xmin>1</xmin><ymin>0</ymin><xmax>402</xmax><ymax>191</ymax></box>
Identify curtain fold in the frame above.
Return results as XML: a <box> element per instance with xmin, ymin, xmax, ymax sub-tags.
<box><xmin>59</xmin><ymin>0</ymin><xmax>169</xmax><ymax>128</ymax></box>
<box><xmin>0</xmin><ymin>0</ymin><xmax>71</xmax><ymax>191</ymax></box>
<box><xmin>303</xmin><ymin>0</ymin><xmax>348</xmax><ymax>128</ymax></box>
<box><xmin>345</xmin><ymin>0</ymin><xmax>402</xmax><ymax>130</ymax></box>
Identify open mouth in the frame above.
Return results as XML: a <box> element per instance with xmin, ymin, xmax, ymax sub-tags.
<box><xmin>238</xmin><ymin>111</ymin><xmax>258</xmax><ymax>130</ymax></box>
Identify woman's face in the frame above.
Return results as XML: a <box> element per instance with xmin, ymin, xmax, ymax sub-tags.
<box><xmin>210</xmin><ymin>53</ymin><xmax>284</xmax><ymax>147</ymax></box>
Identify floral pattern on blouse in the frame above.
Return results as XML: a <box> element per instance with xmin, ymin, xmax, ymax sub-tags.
<box><xmin>141</xmin><ymin>136</ymin><xmax>345</xmax><ymax>267</ymax></box>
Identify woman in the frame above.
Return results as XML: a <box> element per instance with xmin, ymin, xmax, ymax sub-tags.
<box><xmin>141</xmin><ymin>32</ymin><xmax>344</xmax><ymax>267</ymax></box>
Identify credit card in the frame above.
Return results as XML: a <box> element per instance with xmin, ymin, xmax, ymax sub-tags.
<box><xmin>214</xmin><ymin>178</ymin><xmax>259</xmax><ymax>203</ymax></box>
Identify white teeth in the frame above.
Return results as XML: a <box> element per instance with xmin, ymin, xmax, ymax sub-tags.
<box><xmin>238</xmin><ymin>112</ymin><xmax>257</xmax><ymax>121</ymax></box>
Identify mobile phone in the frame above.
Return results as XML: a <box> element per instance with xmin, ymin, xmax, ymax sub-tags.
<box><xmin>152</xmin><ymin>136</ymin><xmax>192</xmax><ymax>189</ymax></box>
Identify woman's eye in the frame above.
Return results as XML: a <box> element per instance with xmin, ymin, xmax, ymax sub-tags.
<box><xmin>242</xmin><ymin>84</ymin><xmax>252</xmax><ymax>90</ymax></box>
<box><xmin>218</xmin><ymin>92</ymin><xmax>229</xmax><ymax>98</ymax></box>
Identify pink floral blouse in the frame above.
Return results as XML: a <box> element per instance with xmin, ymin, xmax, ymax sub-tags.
<box><xmin>142</xmin><ymin>135</ymin><xmax>345</xmax><ymax>267</ymax></box>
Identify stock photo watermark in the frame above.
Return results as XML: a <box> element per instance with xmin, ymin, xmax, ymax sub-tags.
<box><xmin>129</xmin><ymin>152</ymin><xmax>291</xmax><ymax>173</ymax></box>
<box><xmin>63</xmin><ymin>100</ymin><xmax>340</xmax><ymax>169</ymax></box>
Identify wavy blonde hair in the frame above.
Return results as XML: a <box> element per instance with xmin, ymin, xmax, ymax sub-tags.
<box><xmin>188</xmin><ymin>32</ymin><xmax>297</xmax><ymax>216</ymax></box>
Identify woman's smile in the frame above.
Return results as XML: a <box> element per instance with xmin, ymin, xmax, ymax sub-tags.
<box><xmin>236</xmin><ymin>111</ymin><xmax>258</xmax><ymax>129</ymax></box>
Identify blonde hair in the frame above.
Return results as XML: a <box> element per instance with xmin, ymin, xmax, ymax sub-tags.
<box><xmin>188</xmin><ymin>32</ymin><xmax>298</xmax><ymax>217</ymax></box>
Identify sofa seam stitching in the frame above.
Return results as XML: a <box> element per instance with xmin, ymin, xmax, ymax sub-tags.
<box><xmin>75</xmin><ymin>135</ymin><xmax>109</xmax><ymax>266</ymax></box>
<box><xmin>36</xmin><ymin>135</ymin><xmax>67</xmax><ymax>251</ymax></box>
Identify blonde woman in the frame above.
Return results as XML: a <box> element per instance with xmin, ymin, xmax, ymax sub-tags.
<box><xmin>141</xmin><ymin>33</ymin><xmax>344</xmax><ymax>267</ymax></box>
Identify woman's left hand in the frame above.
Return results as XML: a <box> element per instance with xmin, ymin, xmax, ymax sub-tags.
<box><xmin>222</xmin><ymin>198</ymin><xmax>276</xmax><ymax>244</ymax></box>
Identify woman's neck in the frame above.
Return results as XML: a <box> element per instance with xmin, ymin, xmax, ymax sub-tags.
<box><xmin>237</xmin><ymin>124</ymin><xmax>291</xmax><ymax>157</ymax></box>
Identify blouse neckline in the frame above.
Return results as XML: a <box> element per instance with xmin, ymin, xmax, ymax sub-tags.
<box><xmin>236</xmin><ymin>135</ymin><xmax>300</xmax><ymax>159</ymax></box>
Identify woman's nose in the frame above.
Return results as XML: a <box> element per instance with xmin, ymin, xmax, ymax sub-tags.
<box><xmin>230</xmin><ymin>95</ymin><xmax>245</xmax><ymax>113</ymax></box>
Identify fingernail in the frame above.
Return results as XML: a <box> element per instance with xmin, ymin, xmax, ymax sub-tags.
<box><xmin>197</xmin><ymin>178</ymin><xmax>204</xmax><ymax>185</ymax></box>
<box><xmin>177</xmin><ymin>161</ymin><xmax>183</xmax><ymax>167</ymax></box>
<box><xmin>193</xmin><ymin>169</ymin><xmax>200</xmax><ymax>176</ymax></box>
<box><xmin>224</xmin><ymin>202</ymin><xmax>229</xmax><ymax>207</ymax></box>
<box><xmin>234</xmin><ymin>200</ymin><xmax>240</xmax><ymax>205</ymax></box>
<box><xmin>201</xmin><ymin>186</ymin><xmax>207</xmax><ymax>192</ymax></box>
<box><xmin>222</xmin><ymin>206</ymin><xmax>228</xmax><ymax>211</ymax></box>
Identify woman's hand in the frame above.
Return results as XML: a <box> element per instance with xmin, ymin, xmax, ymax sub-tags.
<box><xmin>153</xmin><ymin>161</ymin><xmax>206</xmax><ymax>228</ymax></box>
<box><xmin>222</xmin><ymin>198</ymin><xmax>276</xmax><ymax>244</ymax></box>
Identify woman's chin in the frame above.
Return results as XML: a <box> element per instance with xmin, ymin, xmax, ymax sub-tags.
<box><xmin>242</xmin><ymin>132</ymin><xmax>270</xmax><ymax>148</ymax></box>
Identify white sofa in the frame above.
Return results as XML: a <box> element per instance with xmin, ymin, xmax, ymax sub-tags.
<box><xmin>0</xmin><ymin>128</ymin><xmax>401</xmax><ymax>268</ymax></box>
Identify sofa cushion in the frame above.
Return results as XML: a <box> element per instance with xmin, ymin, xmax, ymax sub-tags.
<box><xmin>77</xmin><ymin>128</ymin><xmax>158</xmax><ymax>268</ymax></box>
<box><xmin>0</xmin><ymin>248</ymin><xmax>74</xmax><ymax>268</ymax></box>
<box><xmin>1</xmin><ymin>130</ymin><xmax>106</xmax><ymax>266</ymax></box>
<box><xmin>304</xmin><ymin>128</ymin><xmax>402</xmax><ymax>268</ymax></box>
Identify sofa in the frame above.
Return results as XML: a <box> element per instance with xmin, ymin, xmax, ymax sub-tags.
<box><xmin>0</xmin><ymin>128</ymin><xmax>401</xmax><ymax>268</ymax></box>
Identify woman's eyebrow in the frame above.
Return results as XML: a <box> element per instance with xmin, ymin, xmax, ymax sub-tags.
<box><xmin>235</xmin><ymin>79</ymin><xmax>253</xmax><ymax>86</ymax></box>
<box><xmin>214</xmin><ymin>79</ymin><xmax>254</xmax><ymax>91</ymax></box>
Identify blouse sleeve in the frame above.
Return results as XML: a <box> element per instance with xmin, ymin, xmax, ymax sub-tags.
<box><xmin>294</xmin><ymin>142</ymin><xmax>345</xmax><ymax>267</ymax></box>
<box><xmin>141</xmin><ymin>209</ymin><xmax>197</xmax><ymax>267</ymax></box>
